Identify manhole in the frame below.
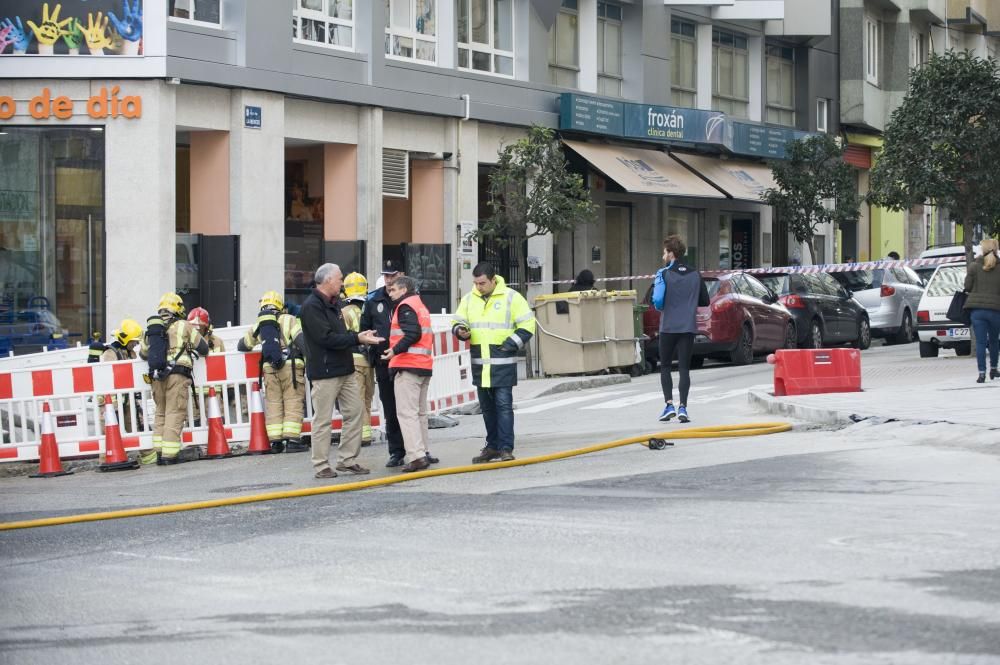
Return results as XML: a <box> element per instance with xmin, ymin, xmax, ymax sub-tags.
<box><xmin>210</xmin><ymin>483</ymin><xmax>294</xmax><ymax>494</ymax></box>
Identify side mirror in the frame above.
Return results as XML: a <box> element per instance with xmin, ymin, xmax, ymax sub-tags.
<box><xmin>841</xmin><ymin>288</ymin><xmax>853</xmax><ymax>299</ymax></box>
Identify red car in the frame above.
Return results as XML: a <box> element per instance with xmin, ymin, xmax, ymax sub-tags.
<box><xmin>643</xmin><ymin>272</ymin><xmax>796</xmax><ymax>368</ymax></box>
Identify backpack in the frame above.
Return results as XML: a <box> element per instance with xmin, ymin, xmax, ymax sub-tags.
<box><xmin>145</xmin><ymin>316</ymin><xmax>183</xmax><ymax>380</ymax></box>
<box><xmin>255</xmin><ymin>314</ymin><xmax>285</xmax><ymax>371</ymax></box>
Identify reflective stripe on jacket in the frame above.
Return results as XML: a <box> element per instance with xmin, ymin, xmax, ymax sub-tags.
<box><xmin>341</xmin><ymin>302</ymin><xmax>371</xmax><ymax>368</ymax></box>
<box><xmin>451</xmin><ymin>275</ymin><xmax>535</xmax><ymax>388</ymax></box>
<box><xmin>240</xmin><ymin>312</ymin><xmax>305</xmax><ymax>367</ymax></box>
<box><xmin>389</xmin><ymin>295</ymin><xmax>434</xmax><ymax>372</ymax></box>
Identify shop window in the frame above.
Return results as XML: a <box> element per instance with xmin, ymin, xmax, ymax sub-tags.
<box><xmin>458</xmin><ymin>0</ymin><xmax>514</xmax><ymax>77</ymax></box>
<box><xmin>293</xmin><ymin>0</ymin><xmax>354</xmax><ymax>50</ymax></box>
<box><xmin>865</xmin><ymin>16</ymin><xmax>881</xmax><ymax>86</ymax></box>
<box><xmin>169</xmin><ymin>0</ymin><xmax>222</xmax><ymax>26</ymax></box>
<box><xmin>765</xmin><ymin>44</ymin><xmax>795</xmax><ymax>126</ymax></box>
<box><xmin>671</xmin><ymin>19</ymin><xmax>697</xmax><ymax>108</ymax></box>
<box><xmin>386</xmin><ymin>0</ymin><xmax>437</xmax><ymax>63</ymax></box>
<box><xmin>911</xmin><ymin>31</ymin><xmax>928</xmax><ymax>68</ymax></box>
<box><xmin>284</xmin><ymin>161</ymin><xmax>324</xmax><ymax>301</ymax></box>
<box><xmin>597</xmin><ymin>2</ymin><xmax>623</xmax><ymax>97</ymax></box>
<box><xmin>0</xmin><ymin>128</ymin><xmax>105</xmax><ymax>353</ymax></box>
<box><xmin>816</xmin><ymin>98</ymin><xmax>829</xmax><ymax>133</ymax></box>
<box><xmin>712</xmin><ymin>28</ymin><xmax>749</xmax><ymax>118</ymax></box>
<box><xmin>548</xmin><ymin>0</ymin><xmax>579</xmax><ymax>88</ymax></box>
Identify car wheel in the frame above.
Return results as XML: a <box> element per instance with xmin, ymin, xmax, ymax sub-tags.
<box><xmin>855</xmin><ymin>317</ymin><xmax>872</xmax><ymax>350</ymax></box>
<box><xmin>956</xmin><ymin>342</ymin><xmax>972</xmax><ymax>357</ymax></box>
<box><xmin>805</xmin><ymin>320</ymin><xmax>824</xmax><ymax>349</ymax></box>
<box><xmin>919</xmin><ymin>341</ymin><xmax>938</xmax><ymax>358</ymax></box>
<box><xmin>894</xmin><ymin>311</ymin><xmax>914</xmax><ymax>345</ymax></box>
<box><xmin>782</xmin><ymin>322</ymin><xmax>797</xmax><ymax>350</ymax></box>
<box><xmin>689</xmin><ymin>355</ymin><xmax>705</xmax><ymax>369</ymax></box>
<box><xmin>729</xmin><ymin>325</ymin><xmax>754</xmax><ymax>365</ymax></box>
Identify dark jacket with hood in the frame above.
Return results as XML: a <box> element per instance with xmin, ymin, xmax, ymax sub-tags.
<box><xmin>299</xmin><ymin>288</ymin><xmax>359</xmax><ymax>380</ymax></box>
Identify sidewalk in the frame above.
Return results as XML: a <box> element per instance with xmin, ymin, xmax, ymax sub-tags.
<box><xmin>749</xmin><ymin>351</ymin><xmax>1000</xmax><ymax>429</ymax></box>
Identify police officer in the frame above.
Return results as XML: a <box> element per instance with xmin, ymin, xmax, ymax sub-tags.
<box><xmin>140</xmin><ymin>293</ymin><xmax>209</xmax><ymax>465</ymax></box>
<box><xmin>452</xmin><ymin>262</ymin><xmax>535</xmax><ymax>463</ymax></box>
<box><xmin>361</xmin><ymin>261</ymin><xmax>438</xmax><ymax>468</ymax></box>
<box><xmin>341</xmin><ymin>272</ymin><xmax>376</xmax><ymax>446</ymax></box>
<box><xmin>238</xmin><ymin>291</ymin><xmax>308</xmax><ymax>453</ymax></box>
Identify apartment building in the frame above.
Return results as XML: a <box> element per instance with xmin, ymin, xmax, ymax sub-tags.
<box><xmin>0</xmin><ymin>0</ymin><xmax>835</xmax><ymax>343</ymax></box>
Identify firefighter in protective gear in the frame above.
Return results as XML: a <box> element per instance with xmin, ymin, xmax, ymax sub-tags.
<box><xmin>341</xmin><ymin>272</ymin><xmax>375</xmax><ymax>446</ymax></box>
<box><xmin>452</xmin><ymin>262</ymin><xmax>535</xmax><ymax>464</ymax></box>
<box><xmin>140</xmin><ymin>293</ymin><xmax>209</xmax><ymax>465</ymax></box>
<box><xmin>87</xmin><ymin>331</ymin><xmax>107</xmax><ymax>363</ymax></box>
<box><xmin>238</xmin><ymin>290</ymin><xmax>308</xmax><ymax>453</ymax></box>
<box><xmin>98</xmin><ymin>319</ymin><xmax>144</xmax><ymax>434</ymax></box>
<box><xmin>186</xmin><ymin>306</ymin><xmax>224</xmax><ymax>425</ymax></box>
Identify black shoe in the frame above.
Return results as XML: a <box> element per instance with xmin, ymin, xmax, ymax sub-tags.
<box><xmin>386</xmin><ymin>454</ymin><xmax>405</xmax><ymax>468</ymax></box>
<box><xmin>977</xmin><ymin>373</ymin><xmax>986</xmax><ymax>384</ymax></box>
<box><xmin>499</xmin><ymin>450</ymin><xmax>515</xmax><ymax>462</ymax></box>
<box><xmin>991</xmin><ymin>368</ymin><xmax>999</xmax><ymax>380</ymax></box>
<box><xmin>157</xmin><ymin>455</ymin><xmax>185</xmax><ymax>466</ymax></box>
<box><xmin>472</xmin><ymin>447</ymin><xmax>500</xmax><ymax>464</ymax></box>
<box><xmin>270</xmin><ymin>441</ymin><xmax>286</xmax><ymax>454</ymax></box>
<box><xmin>285</xmin><ymin>439</ymin><xmax>310</xmax><ymax>453</ymax></box>
<box><xmin>425</xmin><ymin>452</ymin><xmax>439</xmax><ymax>464</ymax></box>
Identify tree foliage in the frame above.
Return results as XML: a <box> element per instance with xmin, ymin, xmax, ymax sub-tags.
<box><xmin>868</xmin><ymin>50</ymin><xmax>1000</xmax><ymax>260</ymax></box>
<box><xmin>762</xmin><ymin>134</ymin><xmax>860</xmax><ymax>264</ymax></box>
<box><xmin>477</xmin><ymin>125</ymin><xmax>597</xmax><ymax>248</ymax></box>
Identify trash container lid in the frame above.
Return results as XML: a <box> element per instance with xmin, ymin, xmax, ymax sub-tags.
<box><xmin>605</xmin><ymin>290</ymin><xmax>637</xmax><ymax>299</ymax></box>
<box><xmin>533</xmin><ymin>290</ymin><xmax>606</xmax><ymax>305</ymax></box>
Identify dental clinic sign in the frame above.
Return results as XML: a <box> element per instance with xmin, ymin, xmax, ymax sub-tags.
<box><xmin>560</xmin><ymin>94</ymin><xmax>812</xmax><ymax>159</ymax></box>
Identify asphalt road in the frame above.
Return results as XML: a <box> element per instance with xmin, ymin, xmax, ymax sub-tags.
<box><xmin>2</xmin><ymin>342</ymin><xmax>999</xmax><ymax>664</ymax></box>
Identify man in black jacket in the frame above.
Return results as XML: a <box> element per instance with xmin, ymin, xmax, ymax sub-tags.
<box><xmin>300</xmin><ymin>263</ymin><xmax>383</xmax><ymax>479</ymax></box>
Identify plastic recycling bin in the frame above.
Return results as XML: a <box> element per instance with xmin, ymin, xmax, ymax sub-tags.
<box><xmin>533</xmin><ymin>290</ymin><xmax>608</xmax><ymax>376</ymax></box>
<box><xmin>604</xmin><ymin>290</ymin><xmax>638</xmax><ymax>370</ymax></box>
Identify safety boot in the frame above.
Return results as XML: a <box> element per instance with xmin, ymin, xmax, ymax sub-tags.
<box><xmin>472</xmin><ymin>447</ymin><xmax>500</xmax><ymax>464</ymax></box>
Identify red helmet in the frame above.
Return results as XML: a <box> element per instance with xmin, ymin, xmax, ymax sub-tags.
<box><xmin>187</xmin><ymin>307</ymin><xmax>210</xmax><ymax>329</ymax></box>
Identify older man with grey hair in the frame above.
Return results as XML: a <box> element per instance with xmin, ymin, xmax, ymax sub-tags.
<box><xmin>300</xmin><ymin>263</ymin><xmax>383</xmax><ymax>479</ymax></box>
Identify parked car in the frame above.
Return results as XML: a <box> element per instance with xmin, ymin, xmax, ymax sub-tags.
<box><xmin>915</xmin><ymin>244</ymin><xmax>975</xmax><ymax>283</ymax></box>
<box><xmin>753</xmin><ymin>271</ymin><xmax>872</xmax><ymax>350</ymax></box>
<box><xmin>641</xmin><ymin>272</ymin><xmax>795</xmax><ymax>368</ymax></box>
<box><xmin>0</xmin><ymin>298</ymin><xmax>70</xmax><ymax>355</ymax></box>
<box><xmin>830</xmin><ymin>267</ymin><xmax>924</xmax><ymax>344</ymax></box>
<box><xmin>915</xmin><ymin>263</ymin><xmax>971</xmax><ymax>358</ymax></box>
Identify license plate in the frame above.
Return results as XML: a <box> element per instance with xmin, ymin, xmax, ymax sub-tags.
<box><xmin>948</xmin><ymin>328</ymin><xmax>970</xmax><ymax>337</ymax></box>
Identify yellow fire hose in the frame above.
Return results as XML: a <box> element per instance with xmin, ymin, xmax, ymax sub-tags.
<box><xmin>0</xmin><ymin>422</ymin><xmax>791</xmax><ymax>532</ymax></box>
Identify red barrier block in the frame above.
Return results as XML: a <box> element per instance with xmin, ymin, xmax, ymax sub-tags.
<box><xmin>770</xmin><ymin>348</ymin><xmax>861</xmax><ymax>396</ymax></box>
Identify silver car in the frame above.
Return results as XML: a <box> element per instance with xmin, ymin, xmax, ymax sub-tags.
<box><xmin>832</xmin><ymin>267</ymin><xmax>925</xmax><ymax>344</ymax></box>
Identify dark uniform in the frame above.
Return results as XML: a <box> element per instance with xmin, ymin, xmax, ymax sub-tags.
<box><xmin>361</xmin><ymin>286</ymin><xmax>405</xmax><ymax>462</ymax></box>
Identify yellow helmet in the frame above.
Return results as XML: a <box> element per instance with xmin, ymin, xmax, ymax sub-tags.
<box><xmin>116</xmin><ymin>319</ymin><xmax>142</xmax><ymax>346</ymax></box>
<box><xmin>259</xmin><ymin>290</ymin><xmax>284</xmax><ymax>311</ymax></box>
<box><xmin>157</xmin><ymin>292</ymin><xmax>185</xmax><ymax>316</ymax></box>
<box><xmin>344</xmin><ymin>272</ymin><xmax>368</xmax><ymax>300</ymax></box>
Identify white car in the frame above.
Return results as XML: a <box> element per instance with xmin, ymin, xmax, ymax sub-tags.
<box><xmin>916</xmin><ymin>263</ymin><xmax>971</xmax><ymax>358</ymax></box>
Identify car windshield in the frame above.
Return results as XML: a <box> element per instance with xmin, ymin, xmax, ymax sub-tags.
<box><xmin>832</xmin><ymin>270</ymin><xmax>883</xmax><ymax>291</ymax></box>
<box><xmin>757</xmin><ymin>275</ymin><xmax>788</xmax><ymax>295</ymax></box>
<box><xmin>704</xmin><ymin>278</ymin><xmax>721</xmax><ymax>298</ymax></box>
<box><xmin>926</xmin><ymin>265</ymin><xmax>967</xmax><ymax>297</ymax></box>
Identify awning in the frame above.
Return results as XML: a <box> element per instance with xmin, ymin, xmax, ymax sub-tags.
<box><xmin>563</xmin><ymin>140</ymin><xmax>725</xmax><ymax>199</ymax></box>
<box><xmin>670</xmin><ymin>152</ymin><xmax>777</xmax><ymax>202</ymax></box>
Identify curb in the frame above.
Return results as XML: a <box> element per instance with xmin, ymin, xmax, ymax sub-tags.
<box><xmin>531</xmin><ymin>374</ymin><xmax>632</xmax><ymax>399</ymax></box>
<box><xmin>747</xmin><ymin>390</ymin><xmax>859</xmax><ymax>426</ymax></box>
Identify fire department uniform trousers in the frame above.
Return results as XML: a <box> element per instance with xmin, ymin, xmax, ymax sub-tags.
<box><xmin>150</xmin><ymin>373</ymin><xmax>192</xmax><ymax>463</ymax></box>
<box><xmin>263</xmin><ymin>362</ymin><xmax>306</xmax><ymax>442</ymax></box>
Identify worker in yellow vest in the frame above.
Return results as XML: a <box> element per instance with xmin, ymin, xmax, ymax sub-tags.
<box><xmin>341</xmin><ymin>272</ymin><xmax>375</xmax><ymax>446</ymax></box>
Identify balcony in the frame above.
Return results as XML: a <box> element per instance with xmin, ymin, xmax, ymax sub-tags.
<box><xmin>948</xmin><ymin>0</ymin><xmax>999</xmax><ymax>32</ymax></box>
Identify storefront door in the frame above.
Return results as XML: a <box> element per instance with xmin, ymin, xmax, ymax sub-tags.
<box><xmin>605</xmin><ymin>203</ymin><xmax>633</xmax><ymax>290</ymax></box>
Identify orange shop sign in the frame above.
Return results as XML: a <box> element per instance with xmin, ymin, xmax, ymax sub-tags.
<box><xmin>0</xmin><ymin>86</ymin><xmax>141</xmax><ymax>120</ymax></box>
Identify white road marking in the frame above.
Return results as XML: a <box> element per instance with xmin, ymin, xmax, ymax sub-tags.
<box><xmin>515</xmin><ymin>390</ymin><xmax>634</xmax><ymax>414</ymax></box>
<box><xmin>582</xmin><ymin>385</ymin><xmax>719</xmax><ymax>410</ymax></box>
<box><xmin>113</xmin><ymin>551</ymin><xmax>198</xmax><ymax>562</ymax></box>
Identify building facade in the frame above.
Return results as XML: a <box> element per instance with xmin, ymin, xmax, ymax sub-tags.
<box><xmin>1</xmin><ymin>0</ymin><xmax>836</xmax><ymax>349</ymax></box>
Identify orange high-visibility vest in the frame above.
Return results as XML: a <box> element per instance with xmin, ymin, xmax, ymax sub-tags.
<box><xmin>388</xmin><ymin>294</ymin><xmax>434</xmax><ymax>372</ymax></box>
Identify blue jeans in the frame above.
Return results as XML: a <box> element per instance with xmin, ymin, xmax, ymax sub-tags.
<box><xmin>970</xmin><ymin>309</ymin><xmax>1000</xmax><ymax>373</ymax></box>
<box><xmin>478</xmin><ymin>386</ymin><xmax>514</xmax><ymax>451</ymax></box>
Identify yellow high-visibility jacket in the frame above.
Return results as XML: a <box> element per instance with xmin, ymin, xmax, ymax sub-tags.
<box><xmin>452</xmin><ymin>275</ymin><xmax>535</xmax><ymax>388</ymax></box>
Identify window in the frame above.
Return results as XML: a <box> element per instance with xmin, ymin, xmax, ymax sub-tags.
<box><xmin>765</xmin><ymin>44</ymin><xmax>795</xmax><ymax>126</ymax></box>
<box><xmin>597</xmin><ymin>2</ymin><xmax>623</xmax><ymax>96</ymax></box>
<box><xmin>712</xmin><ymin>29</ymin><xmax>749</xmax><ymax>118</ymax></box>
<box><xmin>169</xmin><ymin>0</ymin><xmax>221</xmax><ymax>25</ymax></box>
<box><xmin>911</xmin><ymin>31</ymin><xmax>928</xmax><ymax>68</ymax></box>
<box><xmin>671</xmin><ymin>19</ymin><xmax>697</xmax><ymax>107</ymax></box>
<box><xmin>864</xmin><ymin>16</ymin><xmax>881</xmax><ymax>85</ymax></box>
<box><xmin>548</xmin><ymin>0</ymin><xmax>579</xmax><ymax>88</ymax></box>
<box><xmin>816</xmin><ymin>98</ymin><xmax>829</xmax><ymax>133</ymax></box>
<box><xmin>293</xmin><ymin>0</ymin><xmax>354</xmax><ymax>49</ymax></box>
<box><xmin>386</xmin><ymin>0</ymin><xmax>437</xmax><ymax>63</ymax></box>
<box><xmin>458</xmin><ymin>0</ymin><xmax>514</xmax><ymax>76</ymax></box>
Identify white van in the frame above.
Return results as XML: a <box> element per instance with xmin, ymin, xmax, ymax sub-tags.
<box><xmin>916</xmin><ymin>263</ymin><xmax>970</xmax><ymax>358</ymax></box>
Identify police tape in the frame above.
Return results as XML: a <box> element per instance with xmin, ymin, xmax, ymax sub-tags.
<box><xmin>512</xmin><ymin>256</ymin><xmax>964</xmax><ymax>287</ymax></box>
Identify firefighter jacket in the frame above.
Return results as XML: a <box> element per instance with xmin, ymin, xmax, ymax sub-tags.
<box><xmin>100</xmin><ymin>342</ymin><xmax>135</xmax><ymax>362</ymax></box>
<box><xmin>341</xmin><ymin>301</ymin><xmax>371</xmax><ymax>368</ymax></box>
<box><xmin>238</xmin><ymin>312</ymin><xmax>305</xmax><ymax>367</ymax></box>
<box><xmin>388</xmin><ymin>295</ymin><xmax>433</xmax><ymax>375</ymax></box>
<box><xmin>139</xmin><ymin>317</ymin><xmax>208</xmax><ymax>371</ymax></box>
<box><xmin>451</xmin><ymin>276</ymin><xmax>535</xmax><ymax>388</ymax></box>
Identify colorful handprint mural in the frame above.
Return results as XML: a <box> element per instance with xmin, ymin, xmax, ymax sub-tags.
<box><xmin>0</xmin><ymin>0</ymin><xmax>142</xmax><ymax>55</ymax></box>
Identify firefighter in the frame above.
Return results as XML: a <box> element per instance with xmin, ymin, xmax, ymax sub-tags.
<box><xmin>238</xmin><ymin>290</ymin><xmax>308</xmax><ymax>453</ymax></box>
<box><xmin>87</xmin><ymin>330</ymin><xmax>108</xmax><ymax>363</ymax></box>
<box><xmin>340</xmin><ymin>272</ymin><xmax>376</xmax><ymax>446</ymax></box>
<box><xmin>98</xmin><ymin>319</ymin><xmax>143</xmax><ymax>433</ymax></box>
<box><xmin>140</xmin><ymin>293</ymin><xmax>209</xmax><ymax>465</ymax></box>
<box><xmin>187</xmin><ymin>306</ymin><xmax>224</xmax><ymax>425</ymax></box>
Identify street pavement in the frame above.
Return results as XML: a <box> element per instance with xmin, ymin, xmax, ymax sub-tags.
<box><xmin>1</xmin><ymin>341</ymin><xmax>999</xmax><ymax>664</ymax></box>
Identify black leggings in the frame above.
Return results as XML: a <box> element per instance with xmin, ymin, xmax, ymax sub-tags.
<box><xmin>659</xmin><ymin>332</ymin><xmax>695</xmax><ymax>406</ymax></box>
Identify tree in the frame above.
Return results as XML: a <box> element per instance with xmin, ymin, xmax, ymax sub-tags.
<box><xmin>762</xmin><ymin>134</ymin><xmax>860</xmax><ymax>264</ymax></box>
<box><xmin>868</xmin><ymin>50</ymin><xmax>1000</xmax><ymax>261</ymax></box>
<box><xmin>475</xmin><ymin>125</ymin><xmax>597</xmax><ymax>289</ymax></box>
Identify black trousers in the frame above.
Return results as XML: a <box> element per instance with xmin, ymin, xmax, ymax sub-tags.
<box><xmin>375</xmin><ymin>361</ymin><xmax>405</xmax><ymax>457</ymax></box>
<box><xmin>659</xmin><ymin>332</ymin><xmax>695</xmax><ymax>407</ymax></box>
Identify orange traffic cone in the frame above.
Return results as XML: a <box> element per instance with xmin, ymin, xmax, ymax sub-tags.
<box><xmin>99</xmin><ymin>396</ymin><xmax>139</xmax><ymax>471</ymax></box>
<box><xmin>30</xmin><ymin>402</ymin><xmax>73</xmax><ymax>478</ymax></box>
<box><xmin>204</xmin><ymin>387</ymin><xmax>233</xmax><ymax>459</ymax></box>
<box><xmin>246</xmin><ymin>382</ymin><xmax>272</xmax><ymax>455</ymax></box>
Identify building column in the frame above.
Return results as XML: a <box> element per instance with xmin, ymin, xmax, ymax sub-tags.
<box><xmin>696</xmin><ymin>23</ymin><xmax>713</xmax><ymax>110</ymax></box>
<box><xmin>748</xmin><ymin>35</ymin><xmax>763</xmax><ymax>122</ymax></box>
<box><xmin>358</xmin><ymin>107</ymin><xmax>384</xmax><ymax>277</ymax></box>
<box><xmin>230</xmin><ymin>90</ymin><xmax>284</xmax><ymax>324</ymax></box>
<box><xmin>578</xmin><ymin>0</ymin><xmax>599</xmax><ymax>93</ymax></box>
<box><xmin>455</xmin><ymin>119</ymin><xmax>479</xmax><ymax>303</ymax></box>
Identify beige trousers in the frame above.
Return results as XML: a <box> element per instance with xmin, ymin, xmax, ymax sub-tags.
<box><xmin>354</xmin><ymin>364</ymin><xmax>375</xmax><ymax>441</ymax></box>
<box><xmin>310</xmin><ymin>373</ymin><xmax>363</xmax><ymax>472</ymax></box>
<box><xmin>151</xmin><ymin>373</ymin><xmax>191</xmax><ymax>460</ymax></box>
<box><xmin>264</xmin><ymin>363</ymin><xmax>306</xmax><ymax>441</ymax></box>
<box><xmin>393</xmin><ymin>371</ymin><xmax>431</xmax><ymax>464</ymax></box>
